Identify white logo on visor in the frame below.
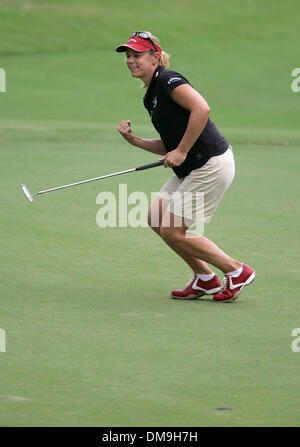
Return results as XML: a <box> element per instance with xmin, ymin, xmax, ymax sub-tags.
<box><xmin>129</xmin><ymin>39</ymin><xmax>137</xmax><ymax>43</ymax></box>
<box><xmin>167</xmin><ymin>77</ymin><xmax>182</xmax><ymax>84</ymax></box>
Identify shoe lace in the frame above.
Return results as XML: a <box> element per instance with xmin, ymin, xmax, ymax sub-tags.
<box><xmin>187</xmin><ymin>274</ymin><xmax>197</xmax><ymax>287</ymax></box>
<box><xmin>221</xmin><ymin>275</ymin><xmax>229</xmax><ymax>291</ymax></box>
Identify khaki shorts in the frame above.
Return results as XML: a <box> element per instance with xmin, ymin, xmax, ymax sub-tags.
<box><xmin>158</xmin><ymin>147</ymin><xmax>235</xmax><ymax>225</ymax></box>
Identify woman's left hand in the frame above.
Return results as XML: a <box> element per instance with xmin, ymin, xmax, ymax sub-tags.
<box><xmin>160</xmin><ymin>148</ymin><xmax>187</xmax><ymax>168</ymax></box>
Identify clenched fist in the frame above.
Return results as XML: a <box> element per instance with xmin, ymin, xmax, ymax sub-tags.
<box><xmin>117</xmin><ymin>120</ymin><xmax>135</xmax><ymax>144</ymax></box>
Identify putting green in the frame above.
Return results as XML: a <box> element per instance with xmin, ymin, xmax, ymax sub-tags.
<box><xmin>0</xmin><ymin>0</ymin><xmax>300</xmax><ymax>427</ymax></box>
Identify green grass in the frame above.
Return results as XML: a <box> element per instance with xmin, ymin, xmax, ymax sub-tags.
<box><xmin>1</xmin><ymin>0</ymin><xmax>300</xmax><ymax>427</ymax></box>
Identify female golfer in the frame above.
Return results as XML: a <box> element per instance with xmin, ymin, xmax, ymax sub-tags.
<box><xmin>116</xmin><ymin>32</ymin><xmax>255</xmax><ymax>302</ymax></box>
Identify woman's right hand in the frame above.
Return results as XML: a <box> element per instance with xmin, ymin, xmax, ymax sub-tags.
<box><xmin>117</xmin><ymin>120</ymin><xmax>135</xmax><ymax>144</ymax></box>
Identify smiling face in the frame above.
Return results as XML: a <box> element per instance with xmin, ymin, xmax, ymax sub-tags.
<box><xmin>125</xmin><ymin>49</ymin><xmax>159</xmax><ymax>86</ymax></box>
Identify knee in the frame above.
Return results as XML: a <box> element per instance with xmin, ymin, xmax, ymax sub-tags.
<box><xmin>147</xmin><ymin>208</ymin><xmax>160</xmax><ymax>234</ymax></box>
<box><xmin>159</xmin><ymin>226</ymin><xmax>183</xmax><ymax>244</ymax></box>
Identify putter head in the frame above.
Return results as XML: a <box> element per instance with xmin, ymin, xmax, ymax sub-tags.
<box><xmin>20</xmin><ymin>184</ymin><xmax>34</xmax><ymax>203</ymax></box>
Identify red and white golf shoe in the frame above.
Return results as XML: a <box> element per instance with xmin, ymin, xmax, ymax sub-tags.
<box><xmin>213</xmin><ymin>263</ymin><xmax>256</xmax><ymax>302</ymax></box>
<box><xmin>171</xmin><ymin>274</ymin><xmax>221</xmax><ymax>300</ymax></box>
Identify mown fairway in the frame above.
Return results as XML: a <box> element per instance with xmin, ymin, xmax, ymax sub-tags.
<box><xmin>0</xmin><ymin>0</ymin><xmax>299</xmax><ymax>426</ymax></box>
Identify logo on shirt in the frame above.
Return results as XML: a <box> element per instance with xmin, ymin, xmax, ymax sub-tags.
<box><xmin>167</xmin><ymin>77</ymin><xmax>182</xmax><ymax>84</ymax></box>
<box><xmin>150</xmin><ymin>96</ymin><xmax>158</xmax><ymax>119</ymax></box>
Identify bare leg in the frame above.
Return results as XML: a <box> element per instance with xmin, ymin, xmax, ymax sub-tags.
<box><xmin>148</xmin><ymin>196</ymin><xmax>213</xmax><ymax>274</ymax></box>
<box><xmin>159</xmin><ymin>211</ymin><xmax>241</xmax><ymax>274</ymax></box>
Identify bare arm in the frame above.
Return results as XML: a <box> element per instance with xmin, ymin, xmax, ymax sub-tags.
<box><xmin>162</xmin><ymin>85</ymin><xmax>210</xmax><ymax>167</ymax></box>
<box><xmin>117</xmin><ymin>120</ymin><xmax>166</xmax><ymax>155</ymax></box>
<box><xmin>171</xmin><ymin>84</ymin><xmax>210</xmax><ymax>153</ymax></box>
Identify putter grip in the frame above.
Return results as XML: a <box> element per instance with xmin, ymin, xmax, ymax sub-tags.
<box><xmin>135</xmin><ymin>160</ymin><xmax>164</xmax><ymax>171</ymax></box>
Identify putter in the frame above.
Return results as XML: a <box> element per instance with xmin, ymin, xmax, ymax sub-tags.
<box><xmin>20</xmin><ymin>160</ymin><xmax>164</xmax><ymax>203</ymax></box>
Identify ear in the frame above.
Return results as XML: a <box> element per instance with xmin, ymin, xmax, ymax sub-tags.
<box><xmin>153</xmin><ymin>52</ymin><xmax>160</xmax><ymax>65</ymax></box>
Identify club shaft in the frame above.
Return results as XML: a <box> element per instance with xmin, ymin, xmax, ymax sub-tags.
<box><xmin>36</xmin><ymin>168</ymin><xmax>136</xmax><ymax>196</ymax></box>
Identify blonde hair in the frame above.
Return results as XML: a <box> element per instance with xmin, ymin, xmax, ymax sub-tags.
<box><xmin>148</xmin><ymin>32</ymin><xmax>170</xmax><ymax>68</ymax></box>
<box><xmin>141</xmin><ymin>31</ymin><xmax>170</xmax><ymax>88</ymax></box>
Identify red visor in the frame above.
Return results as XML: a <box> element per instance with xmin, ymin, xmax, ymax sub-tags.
<box><xmin>116</xmin><ymin>36</ymin><xmax>161</xmax><ymax>55</ymax></box>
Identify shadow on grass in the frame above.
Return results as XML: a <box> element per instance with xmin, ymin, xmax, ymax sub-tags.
<box><xmin>169</xmin><ymin>297</ymin><xmax>237</xmax><ymax>304</ymax></box>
